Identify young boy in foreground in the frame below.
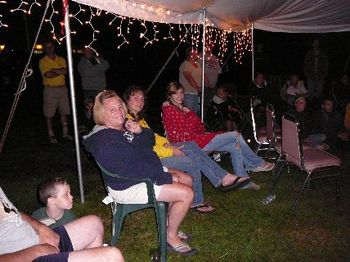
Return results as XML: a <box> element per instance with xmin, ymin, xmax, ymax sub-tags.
<box><xmin>32</xmin><ymin>177</ymin><xmax>76</xmax><ymax>228</ymax></box>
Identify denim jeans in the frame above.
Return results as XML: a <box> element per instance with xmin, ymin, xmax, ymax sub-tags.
<box><xmin>160</xmin><ymin>141</ymin><xmax>227</xmax><ymax>206</ymax></box>
<box><xmin>307</xmin><ymin>133</ymin><xmax>327</xmax><ymax>147</ymax></box>
<box><xmin>184</xmin><ymin>93</ymin><xmax>199</xmax><ymax>114</ymax></box>
<box><xmin>202</xmin><ymin>131</ymin><xmax>264</xmax><ymax>178</ymax></box>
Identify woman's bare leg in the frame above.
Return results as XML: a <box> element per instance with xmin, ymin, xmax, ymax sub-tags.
<box><xmin>156</xmin><ymin>183</ymin><xmax>193</xmax><ymax>247</ymax></box>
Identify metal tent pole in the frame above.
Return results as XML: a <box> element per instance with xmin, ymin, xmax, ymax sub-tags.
<box><xmin>200</xmin><ymin>8</ymin><xmax>207</xmax><ymax>122</ymax></box>
<box><xmin>64</xmin><ymin>1</ymin><xmax>85</xmax><ymax>203</ymax></box>
<box><xmin>251</xmin><ymin>23</ymin><xmax>255</xmax><ymax>81</ymax></box>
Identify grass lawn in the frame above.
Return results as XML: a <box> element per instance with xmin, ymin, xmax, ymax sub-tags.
<box><xmin>1</xmin><ymin>107</ymin><xmax>349</xmax><ymax>261</ymax></box>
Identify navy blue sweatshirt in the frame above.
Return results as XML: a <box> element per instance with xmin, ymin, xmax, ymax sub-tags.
<box><xmin>83</xmin><ymin>126</ymin><xmax>172</xmax><ymax>190</ymax></box>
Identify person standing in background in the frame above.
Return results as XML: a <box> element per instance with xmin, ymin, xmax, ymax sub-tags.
<box><xmin>39</xmin><ymin>41</ymin><xmax>71</xmax><ymax>144</ymax></box>
<box><xmin>179</xmin><ymin>47</ymin><xmax>209</xmax><ymax>115</ymax></box>
<box><xmin>78</xmin><ymin>47</ymin><xmax>109</xmax><ymax>99</ymax></box>
<box><xmin>201</xmin><ymin>43</ymin><xmax>222</xmax><ymax>119</ymax></box>
<box><xmin>303</xmin><ymin>39</ymin><xmax>328</xmax><ymax>101</ymax></box>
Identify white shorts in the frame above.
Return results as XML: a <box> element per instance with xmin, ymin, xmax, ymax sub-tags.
<box><xmin>107</xmin><ymin>183</ymin><xmax>163</xmax><ymax>204</ymax></box>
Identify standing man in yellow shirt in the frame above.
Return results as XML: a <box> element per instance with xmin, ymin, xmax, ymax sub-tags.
<box><xmin>39</xmin><ymin>41</ymin><xmax>71</xmax><ymax>144</ymax></box>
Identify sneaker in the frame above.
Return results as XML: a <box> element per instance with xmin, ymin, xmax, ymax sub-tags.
<box><xmin>62</xmin><ymin>134</ymin><xmax>73</xmax><ymax>140</ymax></box>
<box><xmin>212</xmin><ymin>153</ymin><xmax>221</xmax><ymax>162</ymax></box>
<box><xmin>251</xmin><ymin>162</ymin><xmax>275</xmax><ymax>172</ymax></box>
<box><xmin>49</xmin><ymin>136</ymin><xmax>58</xmax><ymax>144</ymax></box>
<box><xmin>240</xmin><ymin>181</ymin><xmax>261</xmax><ymax>191</ymax></box>
<box><xmin>316</xmin><ymin>143</ymin><xmax>329</xmax><ymax>151</ymax></box>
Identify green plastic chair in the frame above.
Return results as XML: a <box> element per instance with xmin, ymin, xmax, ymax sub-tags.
<box><xmin>97</xmin><ymin>163</ymin><xmax>168</xmax><ymax>261</ymax></box>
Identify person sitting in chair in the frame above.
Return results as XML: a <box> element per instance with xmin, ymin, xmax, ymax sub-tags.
<box><xmin>83</xmin><ymin>90</ymin><xmax>197</xmax><ymax>256</ymax></box>
<box><xmin>207</xmin><ymin>85</ymin><xmax>243</xmax><ymax>131</ymax></box>
<box><xmin>162</xmin><ymin>82</ymin><xmax>275</xmax><ymax>191</ymax></box>
<box><xmin>123</xmin><ymin>85</ymin><xmax>250</xmax><ymax>213</ymax></box>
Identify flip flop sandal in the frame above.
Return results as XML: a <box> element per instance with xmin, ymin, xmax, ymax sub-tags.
<box><xmin>191</xmin><ymin>203</ymin><xmax>215</xmax><ymax>213</ymax></box>
<box><xmin>167</xmin><ymin>243</ymin><xmax>198</xmax><ymax>256</ymax></box>
<box><xmin>178</xmin><ymin>231</ymin><xmax>191</xmax><ymax>241</ymax></box>
<box><xmin>220</xmin><ymin>176</ymin><xmax>251</xmax><ymax>192</ymax></box>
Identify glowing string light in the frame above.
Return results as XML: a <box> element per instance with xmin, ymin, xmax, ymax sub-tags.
<box><xmin>10</xmin><ymin>0</ymin><xmax>28</xmax><ymax>13</ymax></box>
<box><xmin>84</xmin><ymin>7</ymin><xmax>100</xmax><ymax>48</ymax></box>
<box><xmin>1</xmin><ymin>1</ymin><xmax>252</xmax><ymax>64</ymax></box>
<box><xmin>28</xmin><ymin>0</ymin><xmax>41</xmax><ymax>15</ymax></box>
<box><xmin>116</xmin><ymin>16</ymin><xmax>129</xmax><ymax>49</ymax></box>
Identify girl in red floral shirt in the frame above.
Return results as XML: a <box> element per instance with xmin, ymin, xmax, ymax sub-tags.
<box><xmin>162</xmin><ymin>82</ymin><xmax>274</xmax><ymax>190</ymax></box>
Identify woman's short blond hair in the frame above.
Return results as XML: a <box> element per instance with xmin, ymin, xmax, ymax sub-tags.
<box><xmin>93</xmin><ymin>90</ymin><xmax>127</xmax><ymax>125</ymax></box>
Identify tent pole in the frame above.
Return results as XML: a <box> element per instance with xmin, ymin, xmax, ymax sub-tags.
<box><xmin>251</xmin><ymin>23</ymin><xmax>255</xmax><ymax>81</ymax></box>
<box><xmin>201</xmin><ymin>8</ymin><xmax>207</xmax><ymax>122</ymax></box>
<box><xmin>64</xmin><ymin>2</ymin><xmax>85</xmax><ymax>203</ymax></box>
<box><xmin>146</xmin><ymin>31</ymin><xmax>190</xmax><ymax>94</ymax></box>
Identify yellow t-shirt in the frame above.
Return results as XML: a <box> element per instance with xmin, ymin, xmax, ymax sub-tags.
<box><xmin>127</xmin><ymin>113</ymin><xmax>173</xmax><ymax>158</ymax></box>
<box><xmin>39</xmin><ymin>55</ymin><xmax>66</xmax><ymax>86</ymax></box>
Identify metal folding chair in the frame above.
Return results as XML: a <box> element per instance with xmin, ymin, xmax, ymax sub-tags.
<box><xmin>263</xmin><ymin>116</ymin><xmax>341</xmax><ymax>211</ymax></box>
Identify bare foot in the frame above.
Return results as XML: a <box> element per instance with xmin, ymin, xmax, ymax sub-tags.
<box><xmin>221</xmin><ymin>173</ymin><xmax>249</xmax><ymax>186</ymax></box>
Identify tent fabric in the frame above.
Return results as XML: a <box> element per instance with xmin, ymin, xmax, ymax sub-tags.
<box><xmin>73</xmin><ymin>0</ymin><xmax>350</xmax><ymax>32</ymax></box>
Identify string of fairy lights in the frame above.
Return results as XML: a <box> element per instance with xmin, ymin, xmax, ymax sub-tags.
<box><xmin>1</xmin><ymin>0</ymin><xmax>252</xmax><ymax>64</ymax></box>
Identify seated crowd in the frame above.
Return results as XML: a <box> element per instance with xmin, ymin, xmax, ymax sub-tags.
<box><xmin>2</xmin><ymin>70</ymin><xmax>348</xmax><ymax>260</ymax></box>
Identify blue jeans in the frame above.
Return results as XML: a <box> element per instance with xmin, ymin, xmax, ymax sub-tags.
<box><xmin>307</xmin><ymin>133</ymin><xmax>327</xmax><ymax>147</ymax></box>
<box><xmin>160</xmin><ymin>142</ymin><xmax>227</xmax><ymax>206</ymax></box>
<box><xmin>184</xmin><ymin>93</ymin><xmax>199</xmax><ymax>114</ymax></box>
<box><xmin>202</xmin><ymin>131</ymin><xmax>264</xmax><ymax>178</ymax></box>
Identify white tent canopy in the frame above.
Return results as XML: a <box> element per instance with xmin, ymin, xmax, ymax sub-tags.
<box><xmin>74</xmin><ymin>0</ymin><xmax>350</xmax><ymax>32</ymax></box>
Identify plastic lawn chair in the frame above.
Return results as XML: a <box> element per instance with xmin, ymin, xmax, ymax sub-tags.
<box><xmin>97</xmin><ymin>162</ymin><xmax>168</xmax><ymax>261</ymax></box>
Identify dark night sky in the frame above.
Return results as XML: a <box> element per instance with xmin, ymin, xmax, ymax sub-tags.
<box><xmin>1</xmin><ymin>1</ymin><xmax>350</xmax><ymax>95</ymax></box>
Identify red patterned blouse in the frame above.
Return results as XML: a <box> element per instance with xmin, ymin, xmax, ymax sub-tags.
<box><xmin>162</xmin><ymin>103</ymin><xmax>221</xmax><ymax>148</ymax></box>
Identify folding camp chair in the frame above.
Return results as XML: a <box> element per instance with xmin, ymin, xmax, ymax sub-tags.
<box><xmin>97</xmin><ymin>162</ymin><xmax>168</xmax><ymax>261</ymax></box>
<box><xmin>264</xmin><ymin>104</ymin><xmax>281</xmax><ymax>158</ymax></box>
<box><xmin>250</xmin><ymin>98</ymin><xmax>269</xmax><ymax>153</ymax></box>
<box><xmin>262</xmin><ymin>116</ymin><xmax>341</xmax><ymax>211</ymax></box>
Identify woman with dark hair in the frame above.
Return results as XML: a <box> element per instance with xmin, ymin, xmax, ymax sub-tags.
<box><xmin>83</xmin><ymin>90</ymin><xmax>197</xmax><ymax>256</ymax></box>
<box><xmin>162</xmin><ymin>82</ymin><xmax>275</xmax><ymax>190</ymax></box>
<box><xmin>123</xmin><ymin>86</ymin><xmax>250</xmax><ymax>213</ymax></box>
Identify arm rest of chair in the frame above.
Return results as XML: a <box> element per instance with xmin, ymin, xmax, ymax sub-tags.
<box><xmin>97</xmin><ymin>162</ymin><xmax>157</xmax><ymax>204</ymax></box>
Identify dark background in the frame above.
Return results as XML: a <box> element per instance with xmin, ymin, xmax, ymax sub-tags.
<box><xmin>1</xmin><ymin>2</ymin><xmax>350</xmax><ymax>132</ymax></box>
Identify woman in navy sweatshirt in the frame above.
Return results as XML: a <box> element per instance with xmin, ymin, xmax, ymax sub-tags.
<box><xmin>83</xmin><ymin>90</ymin><xmax>197</xmax><ymax>256</ymax></box>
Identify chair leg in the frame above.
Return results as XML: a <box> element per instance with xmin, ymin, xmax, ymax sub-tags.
<box><xmin>261</xmin><ymin>158</ymin><xmax>286</xmax><ymax>205</ymax></box>
<box><xmin>155</xmin><ymin>203</ymin><xmax>167</xmax><ymax>262</ymax></box>
<box><xmin>111</xmin><ymin>204</ymin><xmax>125</xmax><ymax>246</ymax></box>
<box><xmin>255</xmin><ymin>143</ymin><xmax>261</xmax><ymax>153</ymax></box>
<box><xmin>336</xmin><ymin>169</ymin><xmax>341</xmax><ymax>207</ymax></box>
<box><xmin>264</xmin><ymin>143</ymin><xmax>272</xmax><ymax>159</ymax></box>
<box><xmin>269</xmin><ymin>158</ymin><xmax>286</xmax><ymax>194</ymax></box>
<box><xmin>292</xmin><ymin>172</ymin><xmax>312</xmax><ymax>212</ymax></box>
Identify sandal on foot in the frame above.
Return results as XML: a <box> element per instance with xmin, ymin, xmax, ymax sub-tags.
<box><xmin>49</xmin><ymin>136</ymin><xmax>58</xmax><ymax>144</ymax></box>
<box><xmin>220</xmin><ymin>177</ymin><xmax>251</xmax><ymax>192</ymax></box>
<box><xmin>191</xmin><ymin>203</ymin><xmax>215</xmax><ymax>213</ymax></box>
<box><xmin>251</xmin><ymin>162</ymin><xmax>274</xmax><ymax>172</ymax></box>
<box><xmin>178</xmin><ymin>231</ymin><xmax>191</xmax><ymax>241</ymax></box>
<box><xmin>167</xmin><ymin>243</ymin><xmax>197</xmax><ymax>256</ymax></box>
